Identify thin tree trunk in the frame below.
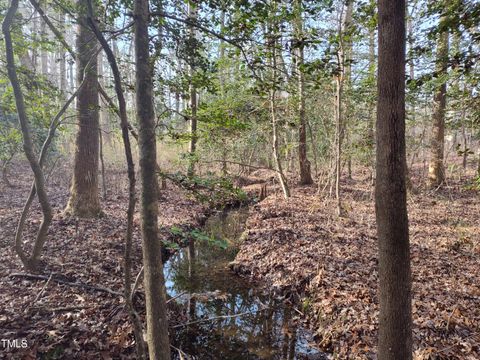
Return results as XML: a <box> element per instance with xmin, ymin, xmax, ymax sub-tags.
<box><xmin>460</xmin><ymin>84</ymin><xmax>469</xmax><ymax>171</ymax></box>
<box><xmin>97</xmin><ymin>50</ymin><xmax>107</xmax><ymax>200</ymax></box>
<box><xmin>187</xmin><ymin>0</ymin><xmax>198</xmax><ymax>178</ymax></box>
<box><xmin>59</xmin><ymin>13</ymin><xmax>67</xmax><ymax>94</ymax></box>
<box><xmin>134</xmin><ymin>0</ymin><xmax>171</xmax><ymax>357</ymax></box>
<box><xmin>268</xmin><ymin>17</ymin><xmax>290</xmax><ymax>199</ymax></box>
<box><xmin>376</xmin><ymin>0</ymin><xmax>412</xmax><ymax>358</ymax></box>
<box><xmin>334</xmin><ymin>74</ymin><xmax>343</xmax><ymax>215</ymax></box>
<box><xmin>368</xmin><ymin>28</ymin><xmax>376</xmax><ymax>184</ymax></box>
<box><xmin>333</xmin><ymin>1</ymin><xmax>353</xmax><ymax>216</ymax></box>
<box><xmin>69</xmin><ymin>57</ymin><xmax>75</xmax><ymax>90</ymax></box>
<box><xmin>3</xmin><ymin>0</ymin><xmax>53</xmax><ymax>271</ymax></box>
<box><xmin>428</xmin><ymin>19</ymin><xmax>449</xmax><ymax>187</ymax></box>
<box><xmin>405</xmin><ymin>15</ymin><xmax>416</xmax><ymax>190</ymax></box>
<box><xmin>99</xmin><ymin>128</ymin><xmax>107</xmax><ymax>200</ymax></box>
<box><xmin>2</xmin><ymin>154</ymin><xmax>15</xmax><ymax>187</ymax></box>
<box><xmin>477</xmin><ymin>151</ymin><xmax>480</xmax><ymax>176</ymax></box>
<box><xmin>343</xmin><ymin>1</ymin><xmax>354</xmax><ymax>182</ymax></box>
<box><xmin>41</xmin><ymin>20</ymin><xmax>49</xmax><ymax>76</ymax></box>
<box><xmin>219</xmin><ymin>8</ymin><xmax>228</xmax><ymax>177</ymax></box>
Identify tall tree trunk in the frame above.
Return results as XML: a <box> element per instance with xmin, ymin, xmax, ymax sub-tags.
<box><xmin>368</xmin><ymin>26</ymin><xmax>376</xmax><ymax>184</ymax></box>
<box><xmin>98</xmin><ymin>51</ymin><xmax>108</xmax><ymax>199</ymax></box>
<box><xmin>428</xmin><ymin>20</ymin><xmax>449</xmax><ymax>187</ymax></box>
<box><xmin>32</xmin><ymin>13</ymin><xmax>38</xmax><ymax>69</ymax></box>
<box><xmin>268</xmin><ymin>13</ymin><xmax>290</xmax><ymax>199</ymax></box>
<box><xmin>85</xmin><ymin>4</ymin><xmax>147</xmax><ymax>356</ymax></box>
<box><xmin>69</xmin><ymin>57</ymin><xmax>75</xmax><ymax>90</ymax></box>
<box><xmin>187</xmin><ymin>0</ymin><xmax>198</xmax><ymax>177</ymax></box>
<box><xmin>219</xmin><ymin>7</ymin><xmax>228</xmax><ymax>176</ymax></box>
<box><xmin>334</xmin><ymin>74</ymin><xmax>344</xmax><ymax>214</ymax></box>
<box><xmin>376</xmin><ymin>0</ymin><xmax>412</xmax><ymax>359</ymax></box>
<box><xmin>134</xmin><ymin>0</ymin><xmax>171</xmax><ymax>357</ymax></box>
<box><xmin>41</xmin><ymin>20</ymin><xmax>48</xmax><ymax>76</ymax></box>
<box><xmin>3</xmin><ymin>0</ymin><xmax>53</xmax><ymax>271</ymax></box>
<box><xmin>405</xmin><ymin>14</ymin><xmax>415</xmax><ymax>189</ymax></box>
<box><xmin>333</xmin><ymin>1</ymin><xmax>353</xmax><ymax>216</ymax></box>
<box><xmin>59</xmin><ymin>13</ymin><xmax>67</xmax><ymax>94</ymax></box>
<box><xmin>294</xmin><ymin>0</ymin><xmax>313</xmax><ymax>185</ymax></box>
<box><xmin>343</xmin><ymin>1</ymin><xmax>354</xmax><ymax>182</ymax></box>
<box><xmin>65</xmin><ymin>0</ymin><xmax>101</xmax><ymax>217</ymax></box>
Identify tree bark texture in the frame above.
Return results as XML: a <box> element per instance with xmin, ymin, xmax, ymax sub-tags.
<box><xmin>134</xmin><ymin>0</ymin><xmax>171</xmax><ymax>358</ymax></box>
<box><xmin>376</xmin><ymin>0</ymin><xmax>412</xmax><ymax>359</ymax></box>
<box><xmin>65</xmin><ymin>0</ymin><xmax>101</xmax><ymax>217</ymax></box>
<box><xmin>294</xmin><ymin>0</ymin><xmax>313</xmax><ymax>185</ymax></box>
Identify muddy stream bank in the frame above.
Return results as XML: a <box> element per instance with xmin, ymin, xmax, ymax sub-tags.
<box><xmin>164</xmin><ymin>207</ymin><xmax>324</xmax><ymax>360</ymax></box>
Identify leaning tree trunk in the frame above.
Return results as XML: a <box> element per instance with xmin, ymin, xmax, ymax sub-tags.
<box><xmin>428</xmin><ymin>21</ymin><xmax>449</xmax><ymax>187</ymax></box>
<box><xmin>376</xmin><ymin>0</ymin><xmax>412</xmax><ymax>359</ymax></box>
<box><xmin>65</xmin><ymin>0</ymin><xmax>101</xmax><ymax>217</ymax></box>
<box><xmin>294</xmin><ymin>0</ymin><xmax>313</xmax><ymax>185</ymax></box>
<box><xmin>134</xmin><ymin>0</ymin><xmax>171</xmax><ymax>357</ymax></box>
<box><xmin>3</xmin><ymin>0</ymin><xmax>53</xmax><ymax>272</ymax></box>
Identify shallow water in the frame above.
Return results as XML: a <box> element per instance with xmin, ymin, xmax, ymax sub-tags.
<box><xmin>164</xmin><ymin>208</ymin><xmax>324</xmax><ymax>360</ymax></box>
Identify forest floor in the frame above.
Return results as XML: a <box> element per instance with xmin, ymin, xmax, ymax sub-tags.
<box><xmin>232</xmin><ymin>167</ymin><xmax>480</xmax><ymax>359</ymax></box>
<box><xmin>0</xmin><ymin>162</ymin><xmax>208</xmax><ymax>359</ymax></box>
<box><xmin>1</xmin><ymin>162</ymin><xmax>479</xmax><ymax>359</ymax></box>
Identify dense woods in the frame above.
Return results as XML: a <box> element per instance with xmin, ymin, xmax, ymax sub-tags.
<box><xmin>0</xmin><ymin>0</ymin><xmax>479</xmax><ymax>359</ymax></box>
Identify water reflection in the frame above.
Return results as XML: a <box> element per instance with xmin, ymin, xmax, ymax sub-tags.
<box><xmin>164</xmin><ymin>208</ymin><xmax>323</xmax><ymax>360</ymax></box>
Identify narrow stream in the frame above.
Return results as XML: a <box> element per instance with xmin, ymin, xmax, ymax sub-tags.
<box><xmin>164</xmin><ymin>208</ymin><xmax>324</xmax><ymax>360</ymax></box>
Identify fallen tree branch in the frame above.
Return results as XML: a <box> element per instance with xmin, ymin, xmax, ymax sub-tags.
<box><xmin>199</xmin><ymin>159</ymin><xmax>275</xmax><ymax>172</ymax></box>
<box><xmin>29</xmin><ymin>305</ymin><xmax>90</xmax><ymax>314</ymax></box>
<box><xmin>9</xmin><ymin>273</ymin><xmax>123</xmax><ymax>296</ymax></box>
<box><xmin>172</xmin><ymin>308</ymin><xmax>268</xmax><ymax>329</ymax></box>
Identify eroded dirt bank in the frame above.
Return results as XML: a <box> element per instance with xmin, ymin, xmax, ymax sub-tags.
<box><xmin>232</xmin><ymin>169</ymin><xmax>480</xmax><ymax>359</ymax></box>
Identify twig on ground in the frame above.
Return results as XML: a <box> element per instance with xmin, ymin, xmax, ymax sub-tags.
<box><xmin>170</xmin><ymin>344</ymin><xmax>190</xmax><ymax>360</ymax></box>
<box><xmin>167</xmin><ymin>291</ymin><xmax>187</xmax><ymax>304</ymax></box>
<box><xmin>130</xmin><ymin>266</ymin><xmax>144</xmax><ymax>303</ymax></box>
<box><xmin>32</xmin><ymin>272</ymin><xmax>53</xmax><ymax>305</ymax></box>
